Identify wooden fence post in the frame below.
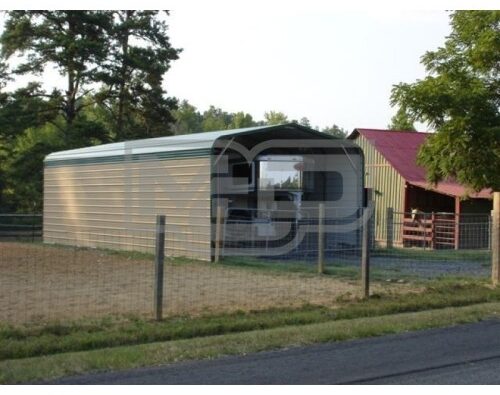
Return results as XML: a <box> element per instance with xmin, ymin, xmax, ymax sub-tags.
<box><xmin>492</xmin><ymin>192</ymin><xmax>500</xmax><ymax>286</ymax></box>
<box><xmin>431</xmin><ymin>212</ymin><xmax>436</xmax><ymax>250</ymax></box>
<box><xmin>362</xmin><ymin>189</ymin><xmax>373</xmax><ymax>299</ymax></box>
<box><xmin>386</xmin><ymin>207</ymin><xmax>393</xmax><ymax>249</ymax></box>
<box><xmin>154</xmin><ymin>215</ymin><xmax>166</xmax><ymax>321</ymax></box>
<box><xmin>318</xmin><ymin>203</ymin><xmax>325</xmax><ymax>274</ymax></box>
<box><xmin>214</xmin><ymin>205</ymin><xmax>224</xmax><ymax>263</ymax></box>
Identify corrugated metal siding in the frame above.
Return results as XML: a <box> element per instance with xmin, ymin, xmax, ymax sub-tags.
<box><xmin>354</xmin><ymin>135</ymin><xmax>405</xmax><ymax>245</ymax></box>
<box><xmin>43</xmin><ymin>157</ymin><xmax>212</xmax><ymax>260</ymax></box>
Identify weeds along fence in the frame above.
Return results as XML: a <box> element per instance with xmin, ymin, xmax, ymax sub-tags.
<box><xmin>0</xmin><ymin>207</ymin><xmax>495</xmax><ymax>326</ymax></box>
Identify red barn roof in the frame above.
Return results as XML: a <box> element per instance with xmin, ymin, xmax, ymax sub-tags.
<box><xmin>348</xmin><ymin>128</ymin><xmax>492</xmax><ymax>199</ymax></box>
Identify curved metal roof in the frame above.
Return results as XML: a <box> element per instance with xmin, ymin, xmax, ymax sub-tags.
<box><xmin>45</xmin><ymin>123</ymin><xmax>338</xmax><ymax>163</ymax></box>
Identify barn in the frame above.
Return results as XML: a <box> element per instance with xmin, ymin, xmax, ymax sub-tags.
<box><xmin>348</xmin><ymin>128</ymin><xmax>493</xmax><ymax>249</ymax></box>
<box><xmin>43</xmin><ymin>123</ymin><xmax>365</xmax><ymax>261</ymax></box>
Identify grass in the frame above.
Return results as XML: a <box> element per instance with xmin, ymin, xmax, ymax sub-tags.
<box><xmin>1</xmin><ymin>279</ymin><xmax>500</xmax><ymax>362</ymax></box>
<box><xmin>1</xmin><ymin>301</ymin><xmax>500</xmax><ymax>384</ymax></box>
<box><xmin>373</xmin><ymin>247</ymin><xmax>490</xmax><ymax>262</ymax></box>
<box><xmin>219</xmin><ymin>255</ymin><xmax>452</xmax><ymax>282</ymax></box>
<box><xmin>221</xmin><ymin>256</ymin><xmax>377</xmax><ymax>280</ymax></box>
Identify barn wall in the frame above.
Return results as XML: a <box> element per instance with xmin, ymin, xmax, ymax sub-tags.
<box><xmin>353</xmin><ymin>134</ymin><xmax>405</xmax><ymax>245</ymax></box>
<box><xmin>43</xmin><ymin>156</ymin><xmax>212</xmax><ymax>260</ymax></box>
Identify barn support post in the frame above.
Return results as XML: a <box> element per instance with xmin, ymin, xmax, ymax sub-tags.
<box><xmin>362</xmin><ymin>189</ymin><xmax>374</xmax><ymax>299</ymax></box>
<box><xmin>454</xmin><ymin>197</ymin><xmax>461</xmax><ymax>250</ymax></box>
<box><xmin>386</xmin><ymin>207</ymin><xmax>394</xmax><ymax>249</ymax></box>
<box><xmin>214</xmin><ymin>205</ymin><xmax>224</xmax><ymax>263</ymax></box>
<box><xmin>154</xmin><ymin>215</ymin><xmax>166</xmax><ymax>321</ymax></box>
<box><xmin>431</xmin><ymin>212</ymin><xmax>436</xmax><ymax>250</ymax></box>
<box><xmin>317</xmin><ymin>203</ymin><xmax>325</xmax><ymax>274</ymax></box>
<box><xmin>492</xmin><ymin>192</ymin><xmax>500</xmax><ymax>286</ymax></box>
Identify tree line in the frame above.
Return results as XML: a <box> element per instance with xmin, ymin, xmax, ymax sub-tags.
<box><xmin>172</xmin><ymin>101</ymin><xmax>348</xmax><ymax>136</ymax></box>
<box><xmin>0</xmin><ymin>11</ymin><xmax>348</xmax><ymax>213</ymax></box>
<box><xmin>0</xmin><ymin>10</ymin><xmax>497</xmax><ymax>213</ymax></box>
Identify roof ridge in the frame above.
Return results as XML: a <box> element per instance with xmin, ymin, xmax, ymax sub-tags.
<box><xmin>355</xmin><ymin>128</ymin><xmax>432</xmax><ymax>134</ymax></box>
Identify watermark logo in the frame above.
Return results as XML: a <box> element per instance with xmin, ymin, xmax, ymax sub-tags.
<box><xmin>120</xmin><ymin>135</ymin><xmax>370</xmax><ymax>257</ymax></box>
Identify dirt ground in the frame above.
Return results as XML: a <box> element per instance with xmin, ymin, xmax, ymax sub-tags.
<box><xmin>0</xmin><ymin>242</ymin><xmax>411</xmax><ymax>324</ymax></box>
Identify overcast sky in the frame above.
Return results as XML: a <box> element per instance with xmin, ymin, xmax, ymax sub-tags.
<box><xmin>0</xmin><ymin>9</ymin><xmax>452</xmax><ymax>132</ymax></box>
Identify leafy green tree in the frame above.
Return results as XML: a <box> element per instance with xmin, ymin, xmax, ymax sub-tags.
<box><xmin>264</xmin><ymin>111</ymin><xmax>289</xmax><ymax>125</ymax></box>
<box><xmin>388</xmin><ymin>107</ymin><xmax>416</xmax><ymax>131</ymax></box>
<box><xmin>228</xmin><ymin>111</ymin><xmax>257</xmax><ymax>129</ymax></box>
<box><xmin>321</xmin><ymin>124</ymin><xmax>348</xmax><ymax>138</ymax></box>
<box><xmin>391</xmin><ymin>11</ymin><xmax>500</xmax><ymax>191</ymax></box>
<box><xmin>96</xmin><ymin>11</ymin><xmax>181</xmax><ymax>140</ymax></box>
<box><xmin>0</xmin><ymin>81</ymin><xmax>60</xmax><ymax>211</ymax></box>
<box><xmin>0</xmin><ymin>83</ymin><xmax>59</xmax><ymax>142</ymax></box>
<box><xmin>0</xmin><ymin>11</ymin><xmax>111</xmax><ymax>130</ymax></box>
<box><xmin>172</xmin><ymin>100</ymin><xmax>203</xmax><ymax>134</ymax></box>
<box><xmin>2</xmin><ymin>123</ymin><xmax>64</xmax><ymax>212</ymax></box>
<box><xmin>202</xmin><ymin>106</ymin><xmax>232</xmax><ymax>131</ymax></box>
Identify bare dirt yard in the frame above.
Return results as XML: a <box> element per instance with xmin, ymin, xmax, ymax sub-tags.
<box><xmin>0</xmin><ymin>242</ymin><xmax>412</xmax><ymax>324</ymax></box>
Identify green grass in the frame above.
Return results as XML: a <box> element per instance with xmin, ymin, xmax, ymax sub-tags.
<box><xmin>219</xmin><ymin>256</ymin><xmax>436</xmax><ymax>282</ymax></box>
<box><xmin>2</xmin><ymin>280</ymin><xmax>500</xmax><ymax>362</ymax></box>
<box><xmin>220</xmin><ymin>256</ymin><xmax>370</xmax><ymax>279</ymax></box>
<box><xmin>373</xmin><ymin>247</ymin><xmax>490</xmax><ymax>261</ymax></box>
<box><xmin>2</xmin><ymin>301</ymin><xmax>500</xmax><ymax>384</ymax></box>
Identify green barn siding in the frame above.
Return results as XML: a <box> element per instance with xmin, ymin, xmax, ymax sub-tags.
<box><xmin>354</xmin><ymin>135</ymin><xmax>405</xmax><ymax>245</ymax></box>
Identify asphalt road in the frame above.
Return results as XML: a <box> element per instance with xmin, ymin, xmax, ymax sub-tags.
<box><xmin>49</xmin><ymin>319</ymin><xmax>500</xmax><ymax>385</ymax></box>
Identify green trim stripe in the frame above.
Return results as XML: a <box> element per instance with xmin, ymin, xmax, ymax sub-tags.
<box><xmin>44</xmin><ymin>148</ymin><xmax>212</xmax><ymax>168</ymax></box>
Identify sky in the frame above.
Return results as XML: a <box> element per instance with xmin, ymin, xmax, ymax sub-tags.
<box><xmin>163</xmin><ymin>10</ymin><xmax>452</xmax><ymax>131</ymax></box>
<box><xmin>0</xmin><ymin>9</ymin><xmax>453</xmax><ymax>132</ymax></box>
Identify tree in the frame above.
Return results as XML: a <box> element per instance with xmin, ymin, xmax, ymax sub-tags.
<box><xmin>201</xmin><ymin>106</ymin><xmax>232</xmax><ymax>131</ymax></box>
<box><xmin>0</xmin><ymin>83</ymin><xmax>59</xmax><ymax>142</ymax></box>
<box><xmin>321</xmin><ymin>124</ymin><xmax>348</xmax><ymax>138</ymax></box>
<box><xmin>0</xmin><ymin>11</ymin><xmax>111</xmax><ymax>130</ymax></box>
<box><xmin>388</xmin><ymin>107</ymin><xmax>416</xmax><ymax>131</ymax></box>
<box><xmin>299</xmin><ymin>117</ymin><xmax>311</xmax><ymax>127</ymax></box>
<box><xmin>264</xmin><ymin>111</ymin><xmax>288</xmax><ymax>125</ymax></box>
<box><xmin>2</xmin><ymin>123</ymin><xmax>64</xmax><ymax>212</ymax></box>
<box><xmin>391</xmin><ymin>11</ymin><xmax>500</xmax><ymax>191</ymax></box>
<box><xmin>96</xmin><ymin>11</ymin><xmax>181</xmax><ymax>140</ymax></box>
<box><xmin>0</xmin><ymin>82</ymin><xmax>60</xmax><ymax>211</ymax></box>
<box><xmin>172</xmin><ymin>100</ymin><xmax>203</xmax><ymax>134</ymax></box>
<box><xmin>228</xmin><ymin>111</ymin><xmax>257</xmax><ymax>129</ymax></box>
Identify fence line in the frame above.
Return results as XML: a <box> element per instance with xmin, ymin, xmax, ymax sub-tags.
<box><xmin>0</xmin><ymin>214</ymin><xmax>42</xmax><ymax>241</ymax></box>
<box><xmin>0</xmin><ymin>207</ymin><xmax>496</xmax><ymax>326</ymax></box>
<box><xmin>390</xmin><ymin>211</ymin><xmax>491</xmax><ymax>250</ymax></box>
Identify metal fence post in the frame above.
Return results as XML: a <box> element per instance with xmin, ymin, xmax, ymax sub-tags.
<box><xmin>154</xmin><ymin>215</ymin><xmax>166</xmax><ymax>321</ymax></box>
<box><xmin>318</xmin><ymin>203</ymin><xmax>325</xmax><ymax>274</ymax></box>
<box><xmin>492</xmin><ymin>192</ymin><xmax>500</xmax><ymax>286</ymax></box>
<box><xmin>386</xmin><ymin>207</ymin><xmax>393</xmax><ymax>249</ymax></box>
<box><xmin>214</xmin><ymin>205</ymin><xmax>224</xmax><ymax>263</ymax></box>
<box><xmin>362</xmin><ymin>189</ymin><xmax>373</xmax><ymax>298</ymax></box>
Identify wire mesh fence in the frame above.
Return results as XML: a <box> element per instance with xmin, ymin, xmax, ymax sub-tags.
<box><xmin>0</xmin><ymin>214</ymin><xmax>42</xmax><ymax>241</ymax></box>
<box><xmin>164</xmin><ymin>205</ymin><xmax>375</xmax><ymax>316</ymax></box>
<box><xmin>0</xmin><ymin>226</ymin><xmax>155</xmax><ymax>325</ymax></box>
<box><xmin>0</xmin><ymin>207</ymin><xmax>495</xmax><ymax>326</ymax></box>
<box><xmin>372</xmin><ymin>211</ymin><xmax>492</xmax><ymax>280</ymax></box>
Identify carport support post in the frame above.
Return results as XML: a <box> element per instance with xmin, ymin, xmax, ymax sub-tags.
<box><xmin>318</xmin><ymin>203</ymin><xmax>325</xmax><ymax>274</ymax></box>
<box><xmin>492</xmin><ymin>192</ymin><xmax>500</xmax><ymax>286</ymax></box>
<box><xmin>214</xmin><ymin>205</ymin><xmax>224</xmax><ymax>263</ymax></box>
<box><xmin>154</xmin><ymin>215</ymin><xmax>166</xmax><ymax>321</ymax></box>
<box><xmin>362</xmin><ymin>189</ymin><xmax>373</xmax><ymax>298</ymax></box>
